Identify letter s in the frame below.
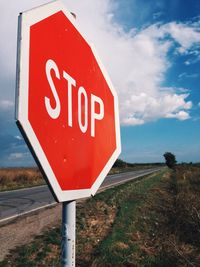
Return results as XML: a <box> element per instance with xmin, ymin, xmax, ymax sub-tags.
<box><xmin>45</xmin><ymin>59</ymin><xmax>61</xmax><ymax>119</ymax></box>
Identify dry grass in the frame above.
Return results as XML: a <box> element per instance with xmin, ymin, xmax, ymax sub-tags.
<box><xmin>137</xmin><ymin>164</ymin><xmax>200</xmax><ymax>267</ymax></box>
<box><xmin>0</xmin><ymin>171</ymin><xmax>164</xmax><ymax>267</ymax></box>
<box><xmin>91</xmin><ymin>165</ymin><xmax>200</xmax><ymax>267</ymax></box>
<box><xmin>0</xmin><ymin>164</ymin><xmax>159</xmax><ymax>191</ymax></box>
<box><xmin>0</xmin><ymin>168</ymin><xmax>44</xmax><ymax>191</ymax></box>
<box><xmin>1</xmin><ymin>165</ymin><xmax>199</xmax><ymax>267</ymax></box>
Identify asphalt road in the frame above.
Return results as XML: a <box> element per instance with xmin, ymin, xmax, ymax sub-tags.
<box><xmin>0</xmin><ymin>168</ymin><xmax>161</xmax><ymax>223</ymax></box>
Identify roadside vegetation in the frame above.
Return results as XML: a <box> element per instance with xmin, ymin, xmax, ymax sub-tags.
<box><xmin>94</xmin><ymin>163</ymin><xmax>200</xmax><ymax>267</ymax></box>
<box><xmin>0</xmin><ymin>160</ymin><xmax>164</xmax><ymax>191</ymax></box>
<box><xmin>110</xmin><ymin>159</ymin><xmax>164</xmax><ymax>174</ymax></box>
<box><xmin>0</xmin><ymin>167</ymin><xmax>44</xmax><ymax>191</ymax></box>
<box><xmin>1</xmin><ymin>164</ymin><xmax>199</xmax><ymax>267</ymax></box>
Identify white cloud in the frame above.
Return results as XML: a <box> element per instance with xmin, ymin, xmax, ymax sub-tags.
<box><xmin>1</xmin><ymin>0</ymin><xmax>200</xmax><ymax>126</ymax></box>
<box><xmin>184</xmin><ymin>60</ymin><xmax>191</xmax><ymax>65</ymax></box>
<box><xmin>178</xmin><ymin>72</ymin><xmax>199</xmax><ymax>79</ymax></box>
<box><xmin>8</xmin><ymin>152</ymin><xmax>26</xmax><ymax>160</ymax></box>
<box><xmin>7</xmin><ymin>152</ymin><xmax>32</xmax><ymax>164</ymax></box>
<box><xmin>120</xmin><ymin>92</ymin><xmax>192</xmax><ymax>125</ymax></box>
<box><xmin>15</xmin><ymin>135</ymin><xmax>23</xmax><ymax>140</ymax></box>
<box><xmin>165</xmin><ymin>110</ymin><xmax>190</xmax><ymax>120</ymax></box>
<box><xmin>0</xmin><ymin>100</ymin><xmax>14</xmax><ymax>110</ymax></box>
<box><xmin>64</xmin><ymin>1</ymin><xmax>199</xmax><ymax>125</ymax></box>
<box><xmin>165</xmin><ymin>22</ymin><xmax>200</xmax><ymax>53</ymax></box>
<box><xmin>0</xmin><ymin>0</ymin><xmax>47</xmax><ymax>75</ymax></box>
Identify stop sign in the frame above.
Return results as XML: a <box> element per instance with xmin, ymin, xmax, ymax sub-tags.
<box><xmin>16</xmin><ymin>1</ymin><xmax>121</xmax><ymax>202</ymax></box>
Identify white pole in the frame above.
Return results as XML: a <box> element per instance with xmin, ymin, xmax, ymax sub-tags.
<box><xmin>61</xmin><ymin>200</ymin><xmax>76</xmax><ymax>267</ymax></box>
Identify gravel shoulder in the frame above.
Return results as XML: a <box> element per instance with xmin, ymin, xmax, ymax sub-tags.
<box><xmin>0</xmin><ymin>204</ymin><xmax>61</xmax><ymax>261</ymax></box>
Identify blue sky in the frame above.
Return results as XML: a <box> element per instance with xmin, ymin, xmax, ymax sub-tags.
<box><xmin>114</xmin><ymin>0</ymin><xmax>200</xmax><ymax>163</ymax></box>
<box><xmin>0</xmin><ymin>0</ymin><xmax>200</xmax><ymax>166</ymax></box>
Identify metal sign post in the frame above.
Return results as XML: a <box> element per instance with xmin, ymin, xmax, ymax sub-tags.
<box><xmin>61</xmin><ymin>200</ymin><xmax>76</xmax><ymax>267</ymax></box>
<box><xmin>16</xmin><ymin>2</ymin><xmax>120</xmax><ymax>266</ymax></box>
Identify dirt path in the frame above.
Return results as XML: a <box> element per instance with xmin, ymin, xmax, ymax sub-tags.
<box><xmin>0</xmin><ymin>204</ymin><xmax>61</xmax><ymax>261</ymax></box>
<box><xmin>0</xmin><ymin>173</ymin><xmax>155</xmax><ymax>262</ymax></box>
<box><xmin>0</xmin><ymin>185</ymin><xmax>109</xmax><ymax>261</ymax></box>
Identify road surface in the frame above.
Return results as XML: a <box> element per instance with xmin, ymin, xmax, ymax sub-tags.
<box><xmin>0</xmin><ymin>168</ymin><xmax>161</xmax><ymax>223</ymax></box>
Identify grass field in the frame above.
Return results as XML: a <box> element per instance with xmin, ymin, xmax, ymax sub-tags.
<box><xmin>0</xmin><ymin>163</ymin><xmax>162</xmax><ymax>192</ymax></box>
<box><xmin>1</xmin><ymin>165</ymin><xmax>200</xmax><ymax>266</ymax></box>
<box><xmin>0</xmin><ymin>167</ymin><xmax>44</xmax><ymax>191</ymax></box>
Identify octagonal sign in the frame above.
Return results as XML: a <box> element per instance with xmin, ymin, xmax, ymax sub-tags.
<box><xmin>15</xmin><ymin>1</ymin><xmax>121</xmax><ymax>202</ymax></box>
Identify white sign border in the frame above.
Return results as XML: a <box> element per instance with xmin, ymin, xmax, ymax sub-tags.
<box><xmin>16</xmin><ymin>0</ymin><xmax>121</xmax><ymax>202</ymax></box>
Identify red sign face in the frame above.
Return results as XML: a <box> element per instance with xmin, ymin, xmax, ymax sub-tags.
<box><xmin>16</xmin><ymin>1</ymin><xmax>121</xmax><ymax>202</ymax></box>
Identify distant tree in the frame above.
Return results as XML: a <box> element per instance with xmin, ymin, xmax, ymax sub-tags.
<box><xmin>163</xmin><ymin>152</ymin><xmax>177</xmax><ymax>169</ymax></box>
<box><xmin>113</xmin><ymin>159</ymin><xmax>127</xmax><ymax>168</ymax></box>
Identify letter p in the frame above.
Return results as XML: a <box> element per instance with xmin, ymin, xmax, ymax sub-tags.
<box><xmin>91</xmin><ymin>94</ymin><xmax>104</xmax><ymax>137</ymax></box>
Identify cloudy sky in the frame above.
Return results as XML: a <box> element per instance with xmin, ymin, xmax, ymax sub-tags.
<box><xmin>0</xmin><ymin>0</ymin><xmax>200</xmax><ymax>166</ymax></box>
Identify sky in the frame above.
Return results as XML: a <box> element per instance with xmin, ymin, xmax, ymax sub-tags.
<box><xmin>0</xmin><ymin>0</ymin><xmax>200</xmax><ymax>166</ymax></box>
